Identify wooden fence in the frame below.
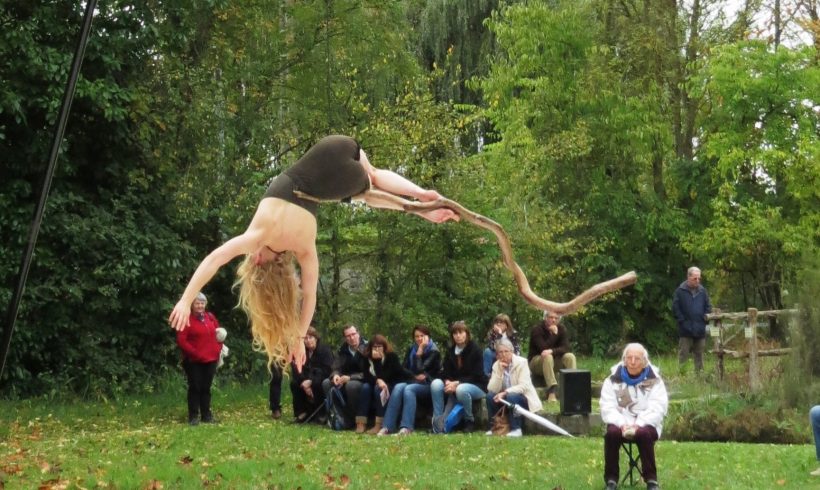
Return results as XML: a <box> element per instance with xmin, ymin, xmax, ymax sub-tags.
<box><xmin>706</xmin><ymin>308</ymin><xmax>798</xmax><ymax>391</ymax></box>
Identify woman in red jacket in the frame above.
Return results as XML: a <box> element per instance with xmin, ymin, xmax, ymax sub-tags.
<box><xmin>176</xmin><ymin>292</ymin><xmax>223</xmax><ymax>425</ymax></box>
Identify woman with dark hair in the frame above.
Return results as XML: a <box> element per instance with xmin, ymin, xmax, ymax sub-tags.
<box><xmin>289</xmin><ymin>327</ymin><xmax>334</xmax><ymax>423</ymax></box>
<box><xmin>483</xmin><ymin>313</ymin><xmax>521</xmax><ymax>376</ymax></box>
<box><xmin>169</xmin><ymin>135</ymin><xmax>458</xmax><ymax>372</ymax></box>
<box><xmin>431</xmin><ymin>321</ymin><xmax>487</xmax><ymax>432</ymax></box>
<box><xmin>355</xmin><ymin>334</ymin><xmax>409</xmax><ymax>434</ymax></box>
<box><xmin>378</xmin><ymin>325</ymin><xmax>441</xmax><ymax>435</ymax></box>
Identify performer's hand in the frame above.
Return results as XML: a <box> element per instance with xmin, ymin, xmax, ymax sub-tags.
<box><xmin>169</xmin><ymin>301</ymin><xmax>191</xmax><ymax>331</ymax></box>
<box><xmin>417</xmin><ymin>189</ymin><xmax>443</xmax><ymax>202</ymax></box>
<box><xmin>418</xmin><ymin>208</ymin><xmax>460</xmax><ymax>223</ymax></box>
<box><xmin>291</xmin><ymin>341</ymin><xmax>306</xmax><ymax>373</ymax></box>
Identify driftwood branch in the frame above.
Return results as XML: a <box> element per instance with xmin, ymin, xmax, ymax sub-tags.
<box><xmin>297</xmin><ymin>189</ymin><xmax>637</xmax><ymax>315</ymax></box>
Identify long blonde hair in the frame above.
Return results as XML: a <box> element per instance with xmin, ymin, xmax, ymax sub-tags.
<box><xmin>234</xmin><ymin>253</ymin><xmax>301</xmax><ymax>371</ymax></box>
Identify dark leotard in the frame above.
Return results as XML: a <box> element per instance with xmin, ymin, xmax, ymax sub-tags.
<box><xmin>263</xmin><ymin>135</ymin><xmax>370</xmax><ymax>215</ymax></box>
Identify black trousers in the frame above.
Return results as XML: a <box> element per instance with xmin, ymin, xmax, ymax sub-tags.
<box><xmin>183</xmin><ymin>359</ymin><xmax>217</xmax><ymax>420</ymax></box>
<box><xmin>269</xmin><ymin>365</ymin><xmax>283</xmax><ymax>411</ymax></box>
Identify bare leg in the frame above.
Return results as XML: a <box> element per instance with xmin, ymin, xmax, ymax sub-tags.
<box><xmin>359</xmin><ymin>150</ymin><xmax>443</xmax><ymax>203</ymax></box>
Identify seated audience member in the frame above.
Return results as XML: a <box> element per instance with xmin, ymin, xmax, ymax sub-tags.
<box><xmin>290</xmin><ymin>327</ymin><xmax>334</xmax><ymax>423</ymax></box>
<box><xmin>322</xmin><ymin>324</ymin><xmax>368</xmax><ymax>427</ymax></box>
<box><xmin>485</xmin><ymin>338</ymin><xmax>542</xmax><ymax>437</ymax></box>
<box><xmin>528</xmin><ymin>310</ymin><xmax>577</xmax><ymax>402</ymax></box>
<box><xmin>811</xmin><ymin>405</ymin><xmax>820</xmax><ymax>477</ymax></box>
<box><xmin>356</xmin><ymin>334</ymin><xmax>410</xmax><ymax>434</ymax></box>
<box><xmin>600</xmin><ymin>343</ymin><xmax>668</xmax><ymax>490</ymax></box>
<box><xmin>378</xmin><ymin>325</ymin><xmax>442</xmax><ymax>435</ymax></box>
<box><xmin>483</xmin><ymin>313</ymin><xmax>521</xmax><ymax>377</ymax></box>
<box><xmin>432</xmin><ymin>321</ymin><xmax>487</xmax><ymax>432</ymax></box>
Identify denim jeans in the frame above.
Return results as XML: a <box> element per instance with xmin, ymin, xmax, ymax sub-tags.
<box><xmin>485</xmin><ymin>391</ymin><xmax>528</xmax><ymax>431</ymax></box>
<box><xmin>811</xmin><ymin>405</ymin><xmax>820</xmax><ymax>461</ymax></box>
<box><xmin>431</xmin><ymin>379</ymin><xmax>486</xmax><ymax>421</ymax></box>
<box><xmin>382</xmin><ymin>382</ymin><xmax>407</xmax><ymax>431</ymax></box>
<box><xmin>482</xmin><ymin>348</ymin><xmax>496</xmax><ymax>377</ymax></box>
<box><xmin>355</xmin><ymin>382</ymin><xmax>374</xmax><ymax>417</ymax></box>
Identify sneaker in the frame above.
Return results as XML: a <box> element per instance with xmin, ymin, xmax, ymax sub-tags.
<box><xmin>485</xmin><ymin>430</ymin><xmax>493</xmax><ymax>436</ymax></box>
<box><xmin>376</xmin><ymin>428</ymin><xmax>390</xmax><ymax>436</ymax></box>
<box><xmin>201</xmin><ymin>414</ymin><xmax>216</xmax><ymax>424</ymax></box>
<box><xmin>604</xmin><ymin>480</ymin><xmax>618</xmax><ymax>490</ymax></box>
<box><xmin>646</xmin><ymin>480</ymin><xmax>660</xmax><ymax>490</ymax></box>
<box><xmin>271</xmin><ymin>409</ymin><xmax>282</xmax><ymax>420</ymax></box>
<box><xmin>811</xmin><ymin>467</ymin><xmax>820</xmax><ymax>477</ymax></box>
<box><xmin>506</xmin><ymin>428</ymin><xmax>523</xmax><ymax>437</ymax></box>
<box><xmin>462</xmin><ymin>419</ymin><xmax>476</xmax><ymax>433</ymax></box>
<box><xmin>397</xmin><ymin>427</ymin><xmax>412</xmax><ymax>436</ymax></box>
<box><xmin>188</xmin><ymin>417</ymin><xmax>199</xmax><ymax>426</ymax></box>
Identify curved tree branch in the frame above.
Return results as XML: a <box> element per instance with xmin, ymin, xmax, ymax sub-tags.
<box><xmin>296</xmin><ymin>189</ymin><xmax>638</xmax><ymax>314</ymax></box>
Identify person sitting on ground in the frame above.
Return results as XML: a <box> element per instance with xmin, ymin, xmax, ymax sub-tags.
<box><xmin>322</xmin><ymin>324</ymin><xmax>368</xmax><ymax>429</ymax></box>
<box><xmin>432</xmin><ymin>321</ymin><xmax>487</xmax><ymax>433</ymax></box>
<box><xmin>600</xmin><ymin>343</ymin><xmax>668</xmax><ymax>490</ymax></box>
<box><xmin>355</xmin><ymin>334</ymin><xmax>410</xmax><ymax>434</ymax></box>
<box><xmin>528</xmin><ymin>310</ymin><xmax>577</xmax><ymax>402</ymax></box>
<box><xmin>483</xmin><ymin>313</ymin><xmax>521</xmax><ymax>377</ymax></box>
<box><xmin>811</xmin><ymin>405</ymin><xmax>820</xmax><ymax>477</ymax></box>
<box><xmin>289</xmin><ymin>327</ymin><xmax>334</xmax><ymax>423</ymax></box>
<box><xmin>378</xmin><ymin>325</ymin><xmax>442</xmax><ymax>435</ymax></box>
<box><xmin>485</xmin><ymin>338</ymin><xmax>542</xmax><ymax>437</ymax></box>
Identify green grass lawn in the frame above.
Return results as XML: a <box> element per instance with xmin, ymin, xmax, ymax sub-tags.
<box><xmin>1</xmin><ymin>375</ymin><xmax>817</xmax><ymax>490</ymax></box>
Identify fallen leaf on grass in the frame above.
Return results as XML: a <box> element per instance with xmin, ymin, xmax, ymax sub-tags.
<box><xmin>776</xmin><ymin>480</ymin><xmax>786</xmax><ymax>486</ymax></box>
<box><xmin>142</xmin><ymin>479</ymin><xmax>163</xmax><ymax>490</ymax></box>
<box><xmin>178</xmin><ymin>455</ymin><xmax>193</xmax><ymax>466</ymax></box>
<box><xmin>37</xmin><ymin>478</ymin><xmax>69</xmax><ymax>490</ymax></box>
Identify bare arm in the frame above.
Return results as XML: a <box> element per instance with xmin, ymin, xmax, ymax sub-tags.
<box><xmin>289</xmin><ymin>245</ymin><xmax>318</xmax><ymax>371</ymax></box>
<box><xmin>169</xmin><ymin>232</ymin><xmax>261</xmax><ymax>331</ymax></box>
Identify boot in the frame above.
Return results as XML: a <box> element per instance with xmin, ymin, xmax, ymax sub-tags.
<box><xmin>366</xmin><ymin>417</ymin><xmax>383</xmax><ymax>435</ymax></box>
<box><xmin>355</xmin><ymin>416</ymin><xmax>367</xmax><ymax>434</ymax></box>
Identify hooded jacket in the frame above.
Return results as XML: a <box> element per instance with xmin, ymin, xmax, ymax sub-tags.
<box><xmin>600</xmin><ymin>362</ymin><xmax>669</xmax><ymax>437</ymax></box>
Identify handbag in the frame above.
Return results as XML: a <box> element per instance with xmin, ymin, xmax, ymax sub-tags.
<box><xmin>491</xmin><ymin>406</ymin><xmax>510</xmax><ymax>435</ymax></box>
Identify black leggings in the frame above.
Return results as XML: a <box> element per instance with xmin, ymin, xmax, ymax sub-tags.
<box><xmin>183</xmin><ymin>360</ymin><xmax>217</xmax><ymax>419</ymax></box>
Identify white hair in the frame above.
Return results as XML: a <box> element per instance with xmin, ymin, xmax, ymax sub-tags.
<box><xmin>687</xmin><ymin>266</ymin><xmax>701</xmax><ymax>277</ymax></box>
<box><xmin>621</xmin><ymin>343</ymin><xmax>649</xmax><ymax>365</ymax></box>
<box><xmin>543</xmin><ymin>310</ymin><xmax>562</xmax><ymax>320</ymax></box>
<box><xmin>195</xmin><ymin>292</ymin><xmax>207</xmax><ymax>302</ymax></box>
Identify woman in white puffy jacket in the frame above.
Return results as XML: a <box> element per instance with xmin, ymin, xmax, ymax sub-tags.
<box><xmin>600</xmin><ymin>343</ymin><xmax>668</xmax><ymax>490</ymax></box>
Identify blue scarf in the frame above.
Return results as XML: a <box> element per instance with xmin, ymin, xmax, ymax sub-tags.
<box><xmin>620</xmin><ymin>365</ymin><xmax>650</xmax><ymax>386</ymax></box>
<box><xmin>407</xmin><ymin>339</ymin><xmax>435</xmax><ymax>366</ymax></box>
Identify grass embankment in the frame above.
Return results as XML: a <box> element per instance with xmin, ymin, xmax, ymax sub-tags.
<box><xmin>0</xmin><ymin>357</ymin><xmax>816</xmax><ymax>489</ymax></box>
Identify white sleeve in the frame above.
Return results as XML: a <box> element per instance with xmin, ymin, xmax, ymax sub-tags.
<box><xmin>635</xmin><ymin>378</ymin><xmax>668</xmax><ymax>429</ymax></box>
<box><xmin>600</xmin><ymin>378</ymin><xmax>628</xmax><ymax>427</ymax></box>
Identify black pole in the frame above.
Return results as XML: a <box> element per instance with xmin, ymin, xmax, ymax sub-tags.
<box><xmin>0</xmin><ymin>0</ymin><xmax>98</xmax><ymax>382</ymax></box>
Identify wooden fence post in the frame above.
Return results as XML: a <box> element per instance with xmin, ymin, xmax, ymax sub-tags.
<box><xmin>748</xmin><ymin>307</ymin><xmax>759</xmax><ymax>391</ymax></box>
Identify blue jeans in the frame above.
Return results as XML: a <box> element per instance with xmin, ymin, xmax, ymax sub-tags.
<box><xmin>486</xmin><ymin>391</ymin><xmax>528</xmax><ymax>431</ymax></box>
<box><xmin>483</xmin><ymin>348</ymin><xmax>496</xmax><ymax>377</ymax></box>
<box><xmin>355</xmin><ymin>383</ymin><xmax>374</xmax><ymax>417</ymax></box>
<box><xmin>431</xmin><ymin>379</ymin><xmax>486</xmax><ymax>421</ymax></box>
<box><xmin>811</xmin><ymin>405</ymin><xmax>820</xmax><ymax>461</ymax></box>
<box><xmin>382</xmin><ymin>382</ymin><xmax>407</xmax><ymax>431</ymax></box>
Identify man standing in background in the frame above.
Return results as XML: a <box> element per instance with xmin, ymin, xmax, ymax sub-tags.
<box><xmin>672</xmin><ymin>266</ymin><xmax>712</xmax><ymax>374</ymax></box>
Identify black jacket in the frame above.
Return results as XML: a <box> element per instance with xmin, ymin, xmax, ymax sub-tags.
<box><xmin>361</xmin><ymin>351</ymin><xmax>410</xmax><ymax>387</ymax></box>
<box><xmin>527</xmin><ymin>321</ymin><xmax>572</xmax><ymax>361</ymax></box>
<box><xmin>330</xmin><ymin>338</ymin><xmax>368</xmax><ymax>380</ymax></box>
<box><xmin>290</xmin><ymin>340</ymin><xmax>334</xmax><ymax>388</ymax></box>
<box><xmin>440</xmin><ymin>340</ymin><xmax>487</xmax><ymax>389</ymax></box>
<box><xmin>402</xmin><ymin>340</ymin><xmax>441</xmax><ymax>385</ymax></box>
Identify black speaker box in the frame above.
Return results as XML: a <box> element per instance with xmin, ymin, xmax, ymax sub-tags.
<box><xmin>559</xmin><ymin>369</ymin><xmax>591</xmax><ymax>415</ymax></box>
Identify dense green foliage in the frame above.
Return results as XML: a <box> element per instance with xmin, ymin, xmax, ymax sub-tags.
<box><xmin>0</xmin><ymin>0</ymin><xmax>817</xmax><ymax>399</ymax></box>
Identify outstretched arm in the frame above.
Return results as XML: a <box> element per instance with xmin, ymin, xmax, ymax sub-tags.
<box><xmin>290</xmin><ymin>245</ymin><xmax>319</xmax><ymax>370</ymax></box>
<box><xmin>169</xmin><ymin>232</ymin><xmax>260</xmax><ymax>331</ymax></box>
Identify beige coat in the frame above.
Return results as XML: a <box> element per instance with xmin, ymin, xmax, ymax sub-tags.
<box><xmin>488</xmin><ymin>354</ymin><xmax>543</xmax><ymax>413</ymax></box>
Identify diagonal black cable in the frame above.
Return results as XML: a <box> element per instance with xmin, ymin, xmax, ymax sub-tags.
<box><xmin>0</xmin><ymin>0</ymin><xmax>98</xmax><ymax>383</ymax></box>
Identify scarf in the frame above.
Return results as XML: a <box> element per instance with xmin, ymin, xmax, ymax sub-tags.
<box><xmin>620</xmin><ymin>365</ymin><xmax>650</xmax><ymax>386</ymax></box>
<box><xmin>407</xmin><ymin>339</ymin><xmax>435</xmax><ymax>366</ymax></box>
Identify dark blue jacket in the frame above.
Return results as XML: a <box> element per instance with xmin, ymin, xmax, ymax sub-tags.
<box><xmin>672</xmin><ymin>282</ymin><xmax>712</xmax><ymax>338</ymax></box>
